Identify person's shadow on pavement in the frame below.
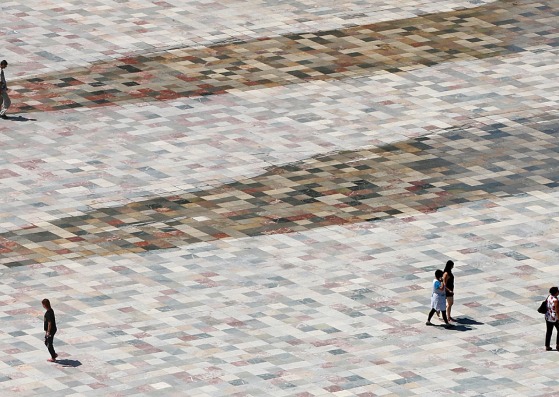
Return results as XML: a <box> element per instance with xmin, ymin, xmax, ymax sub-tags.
<box><xmin>455</xmin><ymin>317</ymin><xmax>483</xmax><ymax>325</ymax></box>
<box><xmin>445</xmin><ymin>316</ymin><xmax>483</xmax><ymax>331</ymax></box>
<box><xmin>6</xmin><ymin>115</ymin><xmax>37</xmax><ymax>122</ymax></box>
<box><xmin>55</xmin><ymin>359</ymin><xmax>82</xmax><ymax>367</ymax></box>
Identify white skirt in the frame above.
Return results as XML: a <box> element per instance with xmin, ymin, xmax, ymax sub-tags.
<box><xmin>431</xmin><ymin>293</ymin><xmax>446</xmax><ymax>311</ymax></box>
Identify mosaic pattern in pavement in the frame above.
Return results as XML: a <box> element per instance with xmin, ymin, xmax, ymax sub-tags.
<box><xmin>0</xmin><ymin>0</ymin><xmax>558</xmax><ymax>395</ymax></box>
<box><xmin>4</xmin><ymin>0</ymin><xmax>495</xmax><ymax>76</ymax></box>
<box><xmin>1</xmin><ymin>113</ymin><xmax>558</xmax><ymax>269</ymax></box>
<box><xmin>1</xmin><ymin>45</ymin><xmax>558</xmax><ymax>231</ymax></box>
<box><xmin>2</xmin><ymin>188</ymin><xmax>559</xmax><ymax>396</ymax></box>
<box><xmin>9</xmin><ymin>0</ymin><xmax>559</xmax><ymax>113</ymax></box>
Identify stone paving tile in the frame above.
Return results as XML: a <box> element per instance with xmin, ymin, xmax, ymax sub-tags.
<box><xmin>1</xmin><ymin>188</ymin><xmax>559</xmax><ymax>396</ymax></box>
<box><xmin>1</xmin><ymin>45</ymin><xmax>558</xmax><ymax>231</ymax></box>
<box><xmin>0</xmin><ymin>112</ymin><xmax>557</xmax><ymax>269</ymax></box>
<box><xmin>0</xmin><ymin>0</ymin><xmax>557</xmax><ymax>395</ymax></box>
<box><xmin>8</xmin><ymin>0</ymin><xmax>559</xmax><ymax>113</ymax></box>
<box><xmin>5</xmin><ymin>0</ymin><xmax>494</xmax><ymax>77</ymax></box>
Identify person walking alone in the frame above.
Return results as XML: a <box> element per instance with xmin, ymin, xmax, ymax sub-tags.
<box><xmin>42</xmin><ymin>299</ymin><xmax>58</xmax><ymax>362</ymax></box>
<box><xmin>545</xmin><ymin>287</ymin><xmax>559</xmax><ymax>351</ymax></box>
<box><xmin>0</xmin><ymin>60</ymin><xmax>11</xmax><ymax>119</ymax></box>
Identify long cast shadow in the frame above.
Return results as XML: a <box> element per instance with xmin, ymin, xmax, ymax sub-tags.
<box><xmin>455</xmin><ymin>317</ymin><xmax>484</xmax><ymax>326</ymax></box>
<box><xmin>426</xmin><ymin>323</ymin><xmax>472</xmax><ymax>331</ymax></box>
<box><xmin>6</xmin><ymin>115</ymin><xmax>37</xmax><ymax>122</ymax></box>
<box><xmin>56</xmin><ymin>359</ymin><xmax>82</xmax><ymax>367</ymax></box>
<box><xmin>448</xmin><ymin>324</ymin><xmax>473</xmax><ymax>332</ymax></box>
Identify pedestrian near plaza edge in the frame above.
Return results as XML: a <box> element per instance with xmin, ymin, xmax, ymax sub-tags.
<box><xmin>42</xmin><ymin>298</ymin><xmax>58</xmax><ymax>362</ymax></box>
<box><xmin>545</xmin><ymin>287</ymin><xmax>559</xmax><ymax>351</ymax></box>
<box><xmin>0</xmin><ymin>60</ymin><xmax>11</xmax><ymax>119</ymax></box>
<box><xmin>443</xmin><ymin>260</ymin><xmax>456</xmax><ymax>322</ymax></box>
<box><xmin>426</xmin><ymin>269</ymin><xmax>452</xmax><ymax>328</ymax></box>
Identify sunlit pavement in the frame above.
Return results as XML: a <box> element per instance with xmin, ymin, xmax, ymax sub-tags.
<box><xmin>0</xmin><ymin>0</ymin><xmax>558</xmax><ymax>395</ymax></box>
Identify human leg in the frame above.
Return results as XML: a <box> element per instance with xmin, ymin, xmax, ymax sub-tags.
<box><xmin>554</xmin><ymin>322</ymin><xmax>559</xmax><ymax>349</ymax></box>
<box><xmin>545</xmin><ymin>321</ymin><xmax>555</xmax><ymax>349</ymax></box>
<box><xmin>446</xmin><ymin>296</ymin><xmax>454</xmax><ymax>321</ymax></box>
<box><xmin>46</xmin><ymin>334</ymin><xmax>57</xmax><ymax>361</ymax></box>
<box><xmin>0</xmin><ymin>90</ymin><xmax>10</xmax><ymax>116</ymax></box>
<box><xmin>441</xmin><ymin>311</ymin><xmax>450</xmax><ymax>324</ymax></box>
<box><xmin>426</xmin><ymin>308</ymin><xmax>437</xmax><ymax>325</ymax></box>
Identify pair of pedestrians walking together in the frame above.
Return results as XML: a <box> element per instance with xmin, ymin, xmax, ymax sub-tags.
<box><xmin>426</xmin><ymin>260</ymin><xmax>456</xmax><ymax>328</ymax></box>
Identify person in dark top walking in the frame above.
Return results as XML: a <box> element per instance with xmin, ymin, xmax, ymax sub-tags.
<box><xmin>0</xmin><ymin>60</ymin><xmax>11</xmax><ymax>119</ymax></box>
<box><xmin>42</xmin><ymin>298</ymin><xmax>58</xmax><ymax>362</ymax></box>
<box><xmin>443</xmin><ymin>260</ymin><xmax>455</xmax><ymax>322</ymax></box>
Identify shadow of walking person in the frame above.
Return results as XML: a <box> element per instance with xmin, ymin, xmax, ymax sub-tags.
<box><xmin>5</xmin><ymin>115</ymin><xmax>37</xmax><ymax>122</ymax></box>
<box><xmin>455</xmin><ymin>317</ymin><xmax>484</xmax><ymax>325</ymax></box>
<box><xmin>55</xmin><ymin>359</ymin><xmax>82</xmax><ymax>368</ymax></box>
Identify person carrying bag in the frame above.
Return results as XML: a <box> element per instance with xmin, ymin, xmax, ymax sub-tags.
<box><xmin>544</xmin><ymin>287</ymin><xmax>559</xmax><ymax>351</ymax></box>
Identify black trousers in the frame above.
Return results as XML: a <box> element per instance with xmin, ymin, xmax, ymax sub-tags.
<box><xmin>428</xmin><ymin>308</ymin><xmax>448</xmax><ymax>324</ymax></box>
<box><xmin>45</xmin><ymin>332</ymin><xmax>57</xmax><ymax>359</ymax></box>
<box><xmin>545</xmin><ymin>321</ymin><xmax>559</xmax><ymax>347</ymax></box>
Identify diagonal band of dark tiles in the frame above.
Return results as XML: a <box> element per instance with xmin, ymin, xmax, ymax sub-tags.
<box><xmin>11</xmin><ymin>0</ymin><xmax>559</xmax><ymax>113</ymax></box>
<box><xmin>2</xmin><ymin>113</ymin><xmax>559</xmax><ymax>267</ymax></box>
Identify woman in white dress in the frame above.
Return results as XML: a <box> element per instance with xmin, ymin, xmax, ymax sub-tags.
<box><xmin>426</xmin><ymin>269</ymin><xmax>452</xmax><ymax>328</ymax></box>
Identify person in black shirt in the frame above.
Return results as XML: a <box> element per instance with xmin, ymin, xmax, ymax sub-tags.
<box><xmin>42</xmin><ymin>299</ymin><xmax>58</xmax><ymax>362</ymax></box>
<box><xmin>443</xmin><ymin>260</ymin><xmax>456</xmax><ymax>322</ymax></box>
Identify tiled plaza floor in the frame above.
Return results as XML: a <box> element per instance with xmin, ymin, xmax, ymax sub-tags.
<box><xmin>0</xmin><ymin>0</ymin><xmax>559</xmax><ymax>395</ymax></box>
<box><xmin>8</xmin><ymin>0</ymin><xmax>558</xmax><ymax>113</ymax></box>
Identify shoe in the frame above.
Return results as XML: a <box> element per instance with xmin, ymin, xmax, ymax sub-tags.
<box><xmin>449</xmin><ymin>317</ymin><xmax>457</xmax><ymax>322</ymax></box>
<box><xmin>426</xmin><ymin>321</ymin><xmax>434</xmax><ymax>326</ymax></box>
<box><xmin>47</xmin><ymin>358</ymin><xmax>56</xmax><ymax>362</ymax></box>
<box><xmin>546</xmin><ymin>346</ymin><xmax>553</xmax><ymax>351</ymax></box>
<box><xmin>0</xmin><ymin>114</ymin><xmax>8</xmax><ymax>119</ymax></box>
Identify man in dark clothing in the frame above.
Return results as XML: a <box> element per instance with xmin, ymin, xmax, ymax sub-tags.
<box><xmin>42</xmin><ymin>298</ymin><xmax>58</xmax><ymax>362</ymax></box>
